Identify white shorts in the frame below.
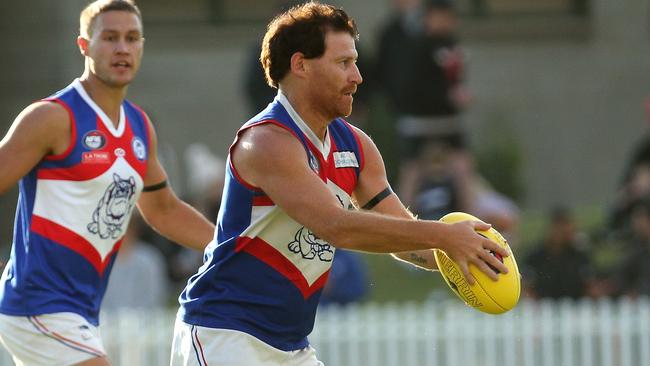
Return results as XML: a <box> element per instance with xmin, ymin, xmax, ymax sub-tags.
<box><xmin>170</xmin><ymin>318</ymin><xmax>324</xmax><ymax>366</ymax></box>
<box><xmin>0</xmin><ymin>312</ymin><xmax>106</xmax><ymax>366</ymax></box>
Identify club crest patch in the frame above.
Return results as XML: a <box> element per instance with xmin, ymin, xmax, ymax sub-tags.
<box><xmin>308</xmin><ymin>151</ymin><xmax>320</xmax><ymax>172</ymax></box>
<box><xmin>132</xmin><ymin>136</ymin><xmax>146</xmax><ymax>161</ymax></box>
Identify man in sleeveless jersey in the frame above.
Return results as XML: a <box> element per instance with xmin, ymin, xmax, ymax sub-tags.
<box><xmin>0</xmin><ymin>1</ymin><xmax>215</xmax><ymax>365</ymax></box>
<box><xmin>171</xmin><ymin>3</ymin><xmax>510</xmax><ymax>366</ymax></box>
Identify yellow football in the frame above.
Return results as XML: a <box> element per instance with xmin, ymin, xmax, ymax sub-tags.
<box><xmin>434</xmin><ymin>212</ymin><xmax>520</xmax><ymax>314</ymax></box>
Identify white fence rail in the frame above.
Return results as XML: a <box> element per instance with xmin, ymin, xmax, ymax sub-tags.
<box><xmin>1</xmin><ymin>298</ymin><xmax>649</xmax><ymax>366</ymax></box>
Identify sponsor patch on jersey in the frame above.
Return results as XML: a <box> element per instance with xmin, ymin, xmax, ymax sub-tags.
<box><xmin>132</xmin><ymin>137</ymin><xmax>146</xmax><ymax>161</ymax></box>
<box><xmin>333</xmin><ymin>151</ymin><xmax>359</xmax><ymax>168</ymax></box>
<box><xmin>82</xmin><ymin>151</ymin><xmax>110</xmax><ymax>164</ymax></box>
<box><xmin>82</xmin><ymin>130</ymin><xmax>107</xmax><ymax>150</ymax></box>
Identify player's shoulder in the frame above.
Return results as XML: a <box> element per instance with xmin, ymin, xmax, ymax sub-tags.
<box><xmin>16</xmin><ymin>100</ymin><xmax>70</xmax><ymax>130</ymax></box>
<box><xmin>240</xmin><ymin>121</ymin><xmax>299</xmax><ymax>148</ymax></box>
<box><xmin>234</xmin><ymin>122</ymin><xmax>304</xmax><ymax>164</ymax></box>
<box><xmin>343</xmin><ymin>123</ymin><xmax>374</xmax><ymax>147</ymax></box>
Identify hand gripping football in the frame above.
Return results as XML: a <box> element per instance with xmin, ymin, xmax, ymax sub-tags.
<box><xmin>434</xmin><ymin>212</ymin><xmax>520</xmax><ymax>314</ymax></box>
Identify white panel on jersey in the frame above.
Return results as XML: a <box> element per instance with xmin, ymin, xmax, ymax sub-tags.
<box><xmin>240</xmin><ymin>180</ymin><xmax>352</xmax><ymax>286</ymax></box>
<box><xmin>32</xmin><ymin>158</ymin><xmax>143</xmax><ymax>260</ymax></box>
<box><xmin>250</xmin><ymin>205</ymin><xmax>275</xmax><ymax>225</ymax></box>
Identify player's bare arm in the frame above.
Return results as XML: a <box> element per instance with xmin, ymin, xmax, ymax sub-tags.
<box><xmin>233</xmin><ymin>122</ymin><xmax>508</xmax><ymax>279</ymax></box>
<box><xmin>0</xmin><ymin>102</ymin><xmax>71</xmax><ymax>195</ymax></box>
<box><xmin>351</xmin><ymin>127</ymin><xmax>509</xmax><ymax>282</ymax></box>
<box><xmin>136</xmin><ymin>113</ymin><xmax>214</xmax><ymax>251</ymax></box>
<box><xmin>349</xmin><ymin>127</ymin><xmax>438</xmax><ymax>271</ymax></box>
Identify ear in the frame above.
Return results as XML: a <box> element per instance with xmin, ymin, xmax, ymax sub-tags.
<box><xmin>289</xmin><ymin>52</ymin><xmax>307</xmax><ymax>78</ymax></box>
<box><xmin>77</xmin><ymin>36</ymin><xmax>89</xmax><ymax>56</ymax></box>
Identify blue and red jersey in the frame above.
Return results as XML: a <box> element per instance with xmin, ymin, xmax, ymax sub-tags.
<box><xmin>178</xmin><ymin>92</ymin><xmax>365</xmax><ymax>351</ymax></box>
<box><xmin>0</xmin><ymin>79</ymin><xmax>150</xmax><ymax>325</ymax></box>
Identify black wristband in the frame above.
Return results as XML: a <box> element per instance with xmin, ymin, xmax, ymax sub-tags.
<box><xmin>361</xmin><ymin>187</ymin><xmax>392</xmax><ymax>210</ymax></box>
<box><xmin>142</xmin><ymin>180</ymin><xmax>168</xmax><ymax>192</ymax></box>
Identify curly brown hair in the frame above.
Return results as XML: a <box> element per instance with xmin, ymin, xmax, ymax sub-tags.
<box><xmin>260</xmin><ymin>2</ymin><xmax>358</xmax><ymax>88</ymax></box>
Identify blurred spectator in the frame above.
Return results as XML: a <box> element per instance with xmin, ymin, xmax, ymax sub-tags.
<box><xmin>376</xmin><ymin>0</ymin><xmax>471</xmax><ymax>207</ymax></box>
<box><xmin>608</xmin><ymin>97</ymin><xmax>650</xmax><ymax>232</ymax></box>
<box><xmin>159</xmin><ymin>143</ymin><xmax>226</xmax><ymax>291</ymax></box>
<box><xmin>243</xmin><ymin>40</ymin><xmax>277</xmax><ymax>114</ymax></box>
<box><xmin>522</xmin><ymin>207</ymin><xmax>594</xmax><ymax>300</ymax></box>
<box><xmin>615</xmin><ymin>198</ymin><xmax>650</xmax><ymax>298</ymax></box>
<box><xmin>137</xmin><ymin>143</ymin><xmax>225</xmax><ymax>296</ymax></box>
<box><xmin>243</xmin><ymin>1</ymin><xmax>300</xmax><ymax>114</ymax></box>
<box><xmin>467</xmin><ymin>174</ymin><xmax>520</xmax><ymax>241</ymax></box>
<box><xmin>102</xmin><ymin>213</ymin><xmax>169</xmax><ymax>311</ymax></box>
<box><xmin>319</xmin><ymin>250</ymin><xmax>370</xmax><ymax>306</ymax></box>
<box><xmin>184</xmin><ymin>143</ymin><xmax>226</xmax><ymax>222</ymax></box>
<box><xmin>412</xmin><ymin>143</ymin><xmax>462</xmax><ymax>220</ymax></box>
<box><xmin>376</xmin><ymin>0</ymin><xmax>424</xmax><ymax>117</ymax></box>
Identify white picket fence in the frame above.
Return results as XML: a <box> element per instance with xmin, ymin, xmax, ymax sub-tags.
<box><xmin>1</xmin><ymin>298</ymin><xmax>649</xmax><ymax>366</ymax></box>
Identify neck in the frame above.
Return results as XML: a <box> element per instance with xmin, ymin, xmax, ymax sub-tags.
<box><xmin>280</xmin><ymin>86</ymin><xmax>329</xmax><ymax>141</ymax></box>
<box><xmin>79</xmin><ymin>71</ymin><xmax>128</xmax><ymax>128</ymax></box>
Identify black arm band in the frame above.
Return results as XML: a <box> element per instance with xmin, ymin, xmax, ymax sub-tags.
<box><xmin>361</xmin><ymin>187</ymin><xmax>393</xmax><ymax>210</ymax></box>
<box><xmin>142</xmin><ymin>180</ymin><xmax>168</xmax><ymax>192</ymax></box>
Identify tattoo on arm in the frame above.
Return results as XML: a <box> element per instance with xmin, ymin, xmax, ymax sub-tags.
<box><xmin>409</xmin><ymin>253</ymin><xmax>429</xmax><ymax>266</ymax></box>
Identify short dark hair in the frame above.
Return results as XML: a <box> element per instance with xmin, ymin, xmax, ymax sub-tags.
<box><xmin>260</xmin><ymin>1</ymin><xmax>358</xmax><ymax>88</ymax></box>
<box><xmin>80</xmin><ymin>0</ymin><xmax>142</xmax><ymax>38</ymax></box>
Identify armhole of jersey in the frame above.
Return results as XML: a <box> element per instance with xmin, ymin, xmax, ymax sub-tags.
<box><xmin>43</xmin><ymin>98</ymin><xmax>77</xmax><ymax>161</ymax></box>
<box><xmin>343</xmin><ymin>120</ymin><xmax>365</xmax><ymax>172</ymax></box>
<box><xmin>130</xmin><ymin>102</ymin><xmax>153</xmax><ymax>151</ymax></box>
<box><xmin>229</xmin><ymin>119</ymin><xmax>305</xmax><ymax>191</ymax></box>
<box><xmin>129</xmin><ymin>102</ymin><xmax>153</xmax><ymax>181</ymax></box>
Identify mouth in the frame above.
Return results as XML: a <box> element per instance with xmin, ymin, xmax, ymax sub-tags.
<box><xmin>111</xmin><ymin>61</ymin><xmax>132</xmax><ymax>70</ymax></box>
<box><xmin>342</xmin><ymin>89</ymin><xmax>356</xmax><ymax>97</ymax></box>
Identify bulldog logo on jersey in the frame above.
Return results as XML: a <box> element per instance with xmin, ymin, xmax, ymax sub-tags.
<box><xmin>132</xmin><ymin>136</ymin><xmax>146</xmax><ymax>161</ymax></box>
<box><xmin>82</xmin><ymin>130</ymin><xmax>107</xmax><ymax>150</ymax></box>
<box><xmin>87</xmin><ymin>173</ymin><xmax>137</xmax><ymax>239</ymax></box>
<box><xmin>288</xmin><ymin>227</ymin><xmax>334</xmax><ymax>262</ymax></box>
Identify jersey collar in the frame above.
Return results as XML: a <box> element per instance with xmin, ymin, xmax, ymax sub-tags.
<box><xmin>72</xmin><ymin>78</ymin><xmax>126</xmax><ymax>137</ymax></box>
<box><xmin>277</xmin><ymin>90</ymin><xmax>331</xmax><ymax>159</ymax></box>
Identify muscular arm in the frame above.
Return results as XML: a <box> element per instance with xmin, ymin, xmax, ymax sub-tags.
<box><xmin>350</xmin><ymin>127</ymin><xmax>439</xmax><ymax>271</ymax></box>
<box><xmin>0</xmin><ymin>102</ymin><xmax>71</xmax><ymax>195</ymax></box>
<box><xmin>136</xmin><ymin>114</ymin><xmax>214</xmax><ymax>251</ymax></box>
<box><xmin>233</xmin><ymin>124</ymin><xmax>509</xmax><ymax>282</ymax></box>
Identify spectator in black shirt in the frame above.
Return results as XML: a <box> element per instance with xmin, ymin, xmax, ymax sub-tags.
<box><xmin>523</xmin><ymin>207</ymin><xmax>594</xmax><ymax>299</ymax></box>
<box><xmin>608</xmin><ymin>97</ymin><xmax>650</xmax><ymax>232</ymax></box>
<box><xmin>616</xmin><ymin>198</ymin><xmax>650</xmax><ymax>297</ymax></box>
<box><xmin>376</xmin><ymin>0</ymin><xmax>471</xmax><ymax>209</ymax></box>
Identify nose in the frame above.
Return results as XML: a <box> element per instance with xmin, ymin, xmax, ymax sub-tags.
<box><xmin>115</xmin><ymin>39</ymin><xmax>129</xmax><ymax>53</ymax></box>
<box><xmin>351</xmin><ymin>63</ymin><xmax>363</xmax><ymax>85</ymax></box>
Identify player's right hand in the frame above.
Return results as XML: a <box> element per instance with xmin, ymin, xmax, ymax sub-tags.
<box><xmin>439</xmin><ymin>220</ymin><xmax>510</xmax><ymax>285</ymax></box>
